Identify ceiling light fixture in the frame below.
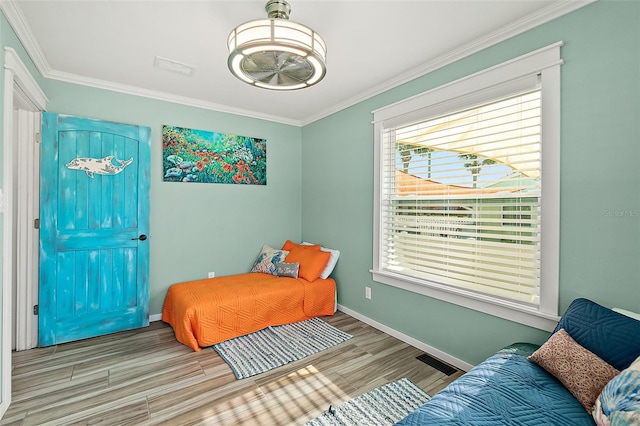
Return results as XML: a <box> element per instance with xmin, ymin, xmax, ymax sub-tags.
<box><xmin>227</xmin><ymin>0</ymin><xmax>327</xmax><ymax>90</ymax></box>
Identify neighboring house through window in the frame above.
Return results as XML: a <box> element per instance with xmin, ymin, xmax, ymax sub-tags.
<box><xmin>372</xmin><ymin>43</ymin><xmax>562</xmax><ymax>331</ymax></box>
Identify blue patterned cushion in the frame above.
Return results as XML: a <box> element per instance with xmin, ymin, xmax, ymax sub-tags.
<box><xmin>593</xmin><ymin>355</ymin><xmax>640</xmax><ymax>426</ymax></box>
<box><xmin>554</xmin><ymin>298</ymin><xmax>640</xmax><ymax>371</ymax></box>
<box><xmin>250</xmin><ymin>245</ymin><xmax>289</xmax><ymax>275</ymax></box>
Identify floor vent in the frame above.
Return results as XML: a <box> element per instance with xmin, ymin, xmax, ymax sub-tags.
<box><xmin>416</xmin><ymin>354</ymin><xmax>458</xmax><ymax>376</ymax></box>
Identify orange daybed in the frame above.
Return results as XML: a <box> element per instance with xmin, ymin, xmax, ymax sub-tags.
<box><xmin>162</xmin><ymin>241</ymin><xmax>339</xmax><ymax>351</ymax></box>
<box><xmin>162</xmin><ymin>273</ymin><xmax>336</xmax><ymax>351</ymax></box>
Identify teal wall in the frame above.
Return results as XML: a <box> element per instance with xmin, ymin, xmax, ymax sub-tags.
<box><xmin>302</xmin><ymin>0</ymin><xmax>640</xmax><ymax>365</ymax></box>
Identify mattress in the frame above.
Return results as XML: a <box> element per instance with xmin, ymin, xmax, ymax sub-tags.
<box><xmin>162</xmin><ymin>272</ymin><xmax>336</xmax><ymax>351</ymax></box>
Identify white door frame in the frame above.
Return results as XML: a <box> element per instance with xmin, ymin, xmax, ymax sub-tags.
<box><xmin>14</xmin><ymin>108</ymin><xmax>41</xmax><ymax>351</ymax></box>
<box><xmin>1</xmin><ymin>47</ymin><xmax>47</xmax><ymax>419</ymax></box>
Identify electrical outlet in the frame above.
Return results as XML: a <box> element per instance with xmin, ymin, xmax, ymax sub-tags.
<box><xmin>208</xmin><ymin>272</ymin><xmax>216</xmax><ymax>278</ymax></box>
<box><xmin>365</xmin><ymin>287</ymin><xmax>371</xmax><ymax>300</ymax></box>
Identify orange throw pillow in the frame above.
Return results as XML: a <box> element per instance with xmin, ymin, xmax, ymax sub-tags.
<box><xmin>282</xmin><ymin>240</ymin><xmax>320</xmax><ymax>252</ymax></box>
<box><xmin>281</xmin><ymin>240</ymin><xmax>330</xmax><ymax>281</ymax></box>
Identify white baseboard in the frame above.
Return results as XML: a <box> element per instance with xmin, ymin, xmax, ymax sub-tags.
<box><xmin>149</xmin><ymin>313</ymin><xmax>162</xmax><ymax>322</ymax></box>
<box><xmin>337</xmin><ymin>304</ymin><xmax>475</xmax><ymax>372</ymax></box>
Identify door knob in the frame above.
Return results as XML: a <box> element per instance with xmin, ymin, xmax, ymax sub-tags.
<box><xmin>132</xmin><ymin>234</ymin><xmax>147</xmax><ymax>241</ymax></box>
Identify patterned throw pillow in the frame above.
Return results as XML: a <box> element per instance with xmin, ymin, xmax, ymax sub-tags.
<box><xmin>528</xmin><ymin>328</ymin><xmax>620</xmax><ymax>412</ymax></box>
<box><xmin>250</xmin><ymin>245</ymin><xmax>289</xmax><ymax>276</ymax></box>
<box><xmin>593</xmin><ymin>355</ymin><xmax>640</xmax><ymax>426</ymax></box>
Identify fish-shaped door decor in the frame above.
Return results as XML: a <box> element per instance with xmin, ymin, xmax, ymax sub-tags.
<box><xmin>65</xmin><ymin>155</ymin><xmax>134</xmax><ymax>178</ymax></box>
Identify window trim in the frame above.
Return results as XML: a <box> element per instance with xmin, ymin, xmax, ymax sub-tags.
<box><xmin>372</xmin><ymin>42</ymin><xmax>562</xmax><ymax>331</ymax></box>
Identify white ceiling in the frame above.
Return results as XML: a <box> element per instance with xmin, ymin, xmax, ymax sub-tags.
<box><xmin>2</xmin><ymin>0</ymin><xmax>592</xmax><ymax>126</ymax></box>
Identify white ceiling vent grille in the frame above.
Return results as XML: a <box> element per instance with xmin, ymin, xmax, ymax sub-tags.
<box><xmin>154</xmin><ymin>56</ymin><xmax>196</xmax><ymax>77</ymax></box>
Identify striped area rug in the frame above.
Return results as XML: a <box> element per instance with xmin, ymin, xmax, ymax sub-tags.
<box><xmin>306</xmin><ymin>378</ymin><xmax>431</xmax><ymax>426</ymax></box>
<box><xmin>213</xmin><ymin>317</ymin><xmax>352</xmax><ymax>380</ymax></box>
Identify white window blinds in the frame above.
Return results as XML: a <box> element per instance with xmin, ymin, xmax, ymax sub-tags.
<box><xmin>380</xmin><ymin>86</ymin><xmax>542</xmax><ymax>305</ymax></box>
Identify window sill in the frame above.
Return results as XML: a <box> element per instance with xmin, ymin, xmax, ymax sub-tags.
<box><xmin>371</xmin><ymin>269</ymin><xmax>560</xmax><ymax>331</ymax></box>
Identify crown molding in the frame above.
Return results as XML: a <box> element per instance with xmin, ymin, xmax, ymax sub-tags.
<box><xmin>0</xmin><ymin>0</ymin><xmax>51</xmax><ymax>75</ymax></box>
<box><xmin>45</xmin><ymin>68</ymin><xmax>303</xmax><ymax>126</ymax></box>
<box><xmin>299</xmin><ymin>0</ymin><xmax>597</xmax><ymax>126</ymax></box>
<box><xmin>0</xmin><ymin>0</ymin><xmax>303</xmax><ymax>126</ymax></box>
<box><xmin>1</xmin><ymin>0</ymin><xmax>596</xmax><ymax>127</ymax></box>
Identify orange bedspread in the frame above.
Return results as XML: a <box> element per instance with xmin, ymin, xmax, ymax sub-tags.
<box><xmin>161</xmin><ymin>272</ymin><xmax>336</xmax><ymax>351</ymax></box>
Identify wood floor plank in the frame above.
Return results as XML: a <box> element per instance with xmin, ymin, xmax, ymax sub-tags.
<box><xmin>1</xmin><ymin>311</ymin><xmax>466</xmax><ymax>426</ymax></box>
<box><xmin>8</xmin><ymin>371</ymin><xmax>109</xmax><ymax>413</ymax></box>
<box><xmin>11</xmin><ymin>364</ymin><xmax>75</xmax><ymax>396</ymax></box>
<box><xmin>146</xmin><ymin>379</ymin><xmax>265</xmax><ymax>425</ymax></box>
<box><xmin>37</xmin><ymin>397</ymin><xmax>150</xmax><ymax>426</ymax></box>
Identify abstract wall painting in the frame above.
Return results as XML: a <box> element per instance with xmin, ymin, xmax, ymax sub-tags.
<box><xmin>162</xmin><ymin>125</ymin><xmax>266</xmax><ymax>185</ymax></box>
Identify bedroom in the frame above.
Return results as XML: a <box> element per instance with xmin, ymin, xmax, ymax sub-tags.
<box><xmin>1</xmin><ymin>0</ymin><xmax>639</xmax><ymax>423</ymax></box>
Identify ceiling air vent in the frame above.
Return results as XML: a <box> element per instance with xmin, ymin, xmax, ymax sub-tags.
<box><xmin>154</xmin><ymin>56</ymin><xmax>195</xmax><ymax>77</ymax></box>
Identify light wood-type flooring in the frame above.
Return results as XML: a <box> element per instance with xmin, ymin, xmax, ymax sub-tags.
<box><xmin>2</xmin><ymin>311</ymin><xmax>465</xmax><ymax>425</ymax></box>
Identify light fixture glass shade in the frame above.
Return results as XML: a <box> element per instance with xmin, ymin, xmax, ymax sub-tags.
<box><xmin>227</xmin><ymin>1</ymin><xmax>326</xmax><ymax>90</ymax></box>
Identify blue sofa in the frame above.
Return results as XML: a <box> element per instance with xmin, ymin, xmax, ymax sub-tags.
<box><xmin>397</xmin><ymin>298</ymin><xmax>640</xmax><ymax>425</ymax></box>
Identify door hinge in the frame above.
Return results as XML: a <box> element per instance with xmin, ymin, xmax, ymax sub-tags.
<box><xmin>34</xmin><ymin>218</ymin><xmax>40</xmax><ymax>229</ymax></box>
<box><xmin>33</xmin><ymin>305</ymin><xmax>39</xmax><ymax>315</ymax></box>
<box><xmin>35</xmin><ymin>132</ymin><xmax>41</xmax><ymax>143</ymax></box>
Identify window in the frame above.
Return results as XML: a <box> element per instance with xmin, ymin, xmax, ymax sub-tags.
<box><xmin>372</xmin><ymin>43</ymin><xmax>562</xmax><ymax>330</ymax></box>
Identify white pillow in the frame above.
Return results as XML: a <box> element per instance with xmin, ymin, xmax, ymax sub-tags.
<box><xmin>302</xmin><ymin>242</ymin><xmax>340</xmax><ymax>279</ymax></box>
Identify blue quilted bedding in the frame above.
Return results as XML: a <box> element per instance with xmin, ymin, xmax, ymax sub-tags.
<box><xmin>395</xmin><ymin>350</ymin><xmax>594</xmax><ymax>425</ymax></box>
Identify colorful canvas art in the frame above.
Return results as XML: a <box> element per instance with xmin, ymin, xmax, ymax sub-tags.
<box><xmin>162</xmin><ymin>125</ymin><xmax>266</xmax><ymax>185</ymax></box>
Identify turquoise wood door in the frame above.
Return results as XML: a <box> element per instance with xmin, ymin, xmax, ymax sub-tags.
<box><xmin>39</xmin><ymin>113</ymin><xmax>151</xmax><ymax>346</ymax></box>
